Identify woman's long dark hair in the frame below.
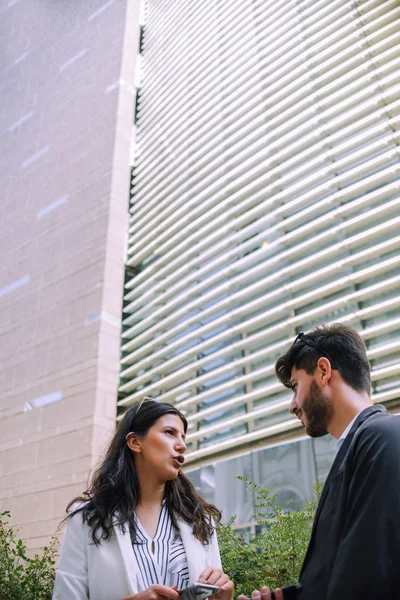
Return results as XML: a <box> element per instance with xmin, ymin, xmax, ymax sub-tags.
<box><xmin>66</xmin><ymin>399</ymin><xmax>221</xmax><ymax>545</ymax></box>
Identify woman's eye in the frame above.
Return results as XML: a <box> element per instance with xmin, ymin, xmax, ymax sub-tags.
<box><xmin>165</xmin><ymin>429</ymin><xmax>174</xmax><ymax>435</ymax></box>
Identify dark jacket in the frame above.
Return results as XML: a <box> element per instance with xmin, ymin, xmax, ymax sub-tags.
<box><xmin>298</xmin><ymin>405</ymin><xmax>400</xmax><ymax>600</ymax></box>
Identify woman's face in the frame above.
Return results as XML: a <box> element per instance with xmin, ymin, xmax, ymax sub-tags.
<box><xmin>133</xmin><ymin>414</ymin><xmax>187</xmax><ymax>482</ymax></box>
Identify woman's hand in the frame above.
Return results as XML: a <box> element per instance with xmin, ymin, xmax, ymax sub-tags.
<box><xmin>123</xmin><ymin>584</ymin><xmax>180</xmax><ymax>600</ymax></box>
<box><xmin>198</xmin><ymin>566</ymin><xmax>234</xmax><ymax>600</ymax></box>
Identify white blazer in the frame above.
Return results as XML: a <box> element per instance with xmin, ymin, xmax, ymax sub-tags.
<box><xmin>52</xmin><ymin>510</ymin><xmax>222</xmax><ymax>600</ymax></box>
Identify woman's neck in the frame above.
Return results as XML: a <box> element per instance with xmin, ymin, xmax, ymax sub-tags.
<box><xmin>136</xmin><ymin>470</ymin><xmax>165</xmax><ymax>508</ymax></box>
<box><xmin>135</xmin><ymin>474</ymin><xmax>166</xmax><ymax>539</ymax></box>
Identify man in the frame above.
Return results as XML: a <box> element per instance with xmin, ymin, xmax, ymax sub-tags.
<box><xmin>239</xmin><ymin>323</ymin><xmax>400</xmax><ymax>600</ymax></box>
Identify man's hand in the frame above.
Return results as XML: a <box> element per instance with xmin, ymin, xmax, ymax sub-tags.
<box><xmin>198</xmin><ymin>566</ymin><xmax>234</xmax><ymax>600</ymax></box>
<box><xmin>237</xmin><ymin>586</ymin><xmax>283</xmax><ymax>600</ymax></box>
<box><xmin>123</xmin><ymin>584</ymin><xmax>180</xmax><ymax>600</ymax></box>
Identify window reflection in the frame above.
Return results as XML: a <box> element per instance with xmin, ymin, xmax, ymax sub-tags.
<box><xmin>187</xmin><ymin>434</ymin><xmax>335</xmax><ymax>530</ymax></box>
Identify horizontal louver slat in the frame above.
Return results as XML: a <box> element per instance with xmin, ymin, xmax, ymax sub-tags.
<box><xmin>122</xmin><ymin>0</ymin><xmax>400</xmax><ymax>466</ymax></box>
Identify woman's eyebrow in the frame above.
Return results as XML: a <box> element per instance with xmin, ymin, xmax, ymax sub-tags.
<box><xmin>164</xmin><ymin>425</ymin><xmax>186</xmax><ymax>441</ymax></box>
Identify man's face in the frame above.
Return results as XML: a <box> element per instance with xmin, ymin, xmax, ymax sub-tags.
<box><xmin>289</xmin><ymin>366</ymin><xmax>334</xmax><ymax>437</ymax></box>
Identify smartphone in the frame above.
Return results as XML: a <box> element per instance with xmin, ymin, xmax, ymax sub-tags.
<box><xmin>179</xmin><ymin>583</ymin><xmax>219</xmax><ymax>600</ymax></box>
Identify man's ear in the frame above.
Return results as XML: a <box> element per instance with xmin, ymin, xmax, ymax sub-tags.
<box><xmin>316</xmin><ymin>356</ymin><xmax>333</xmax><ymax>387</ymax></box>
<box><xmin>126</xmin><ymin>432</ymin><xmax>141</xmax><ymax>454</ymax></box>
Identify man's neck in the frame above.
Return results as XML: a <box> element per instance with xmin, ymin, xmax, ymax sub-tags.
<box><xmin>329</xmin><ymin>387</ymin><xmax>372</xmax><ymax>439</ymax></box>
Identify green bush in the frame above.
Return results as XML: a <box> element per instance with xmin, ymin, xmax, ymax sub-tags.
<box><xmin>0</xmin><ymin>511</ymin><xmax>58</xmax><ymax>600</ymax></box>
<box><xmin>217</xmin><ymin>477</ymin><xmax>321</xmax><ymax>597</ymax></box>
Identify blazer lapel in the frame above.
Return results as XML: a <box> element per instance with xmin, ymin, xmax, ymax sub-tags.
<box><xmin>313</xmin><ymin>405</ymin><xmax>385</xmax><ymax>525</ymax></box>
<box><xmin>114</xmin><ymin>519</ymin><xmax>143</xmax><ymax>594</ymax></box>
<box><xmin>311</xmin><ymin>433</ymin><xmax>351</xmax><ymax>526</ymax></box>
<box><xmin>301</xmin><ymin>405</ymin><xmax>386</xmax><ymax>577</ymax></box>
<box><xmin>112</xmin><ymin>514</ymin><xmax>210</xmax><ymax>590</ymax></box>
<box><xmin>178</xmin><ymin>518</ymin><xmax>207</xmax><ymax>583</ymax></box>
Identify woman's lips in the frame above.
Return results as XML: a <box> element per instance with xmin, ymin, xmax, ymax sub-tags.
<box><xmin>172</xmin><ymin>456</ymin><xmax>184</xmax><ymax>467</ymax></box>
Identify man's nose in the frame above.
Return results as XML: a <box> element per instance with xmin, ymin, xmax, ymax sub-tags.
<box><xmin>290</xmin><ymin>397</ymin><xmax>298</xmax><ymax>415</ymax></box>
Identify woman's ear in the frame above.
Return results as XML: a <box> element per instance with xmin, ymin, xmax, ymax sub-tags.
<box><xmin>126</xmin><ymin>432</ymin><xmax>141</xmax><ymax>454</ymax></box>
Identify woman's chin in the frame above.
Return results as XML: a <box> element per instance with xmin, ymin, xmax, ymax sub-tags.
<box><xmin>164</xmin><ymin>468</ymin><xmax>180</xmax><ymax>481</ymax></box>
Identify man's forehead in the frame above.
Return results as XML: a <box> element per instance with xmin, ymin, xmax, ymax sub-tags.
<box><xmin>290</xmin><ymin>366</ymin><xmax>300</xmax><ymax>379</ymax></box>
<box><xmin>290</xmin><ymin>365</ymin><xmax>307</xmax><ymax>380</ymax></box>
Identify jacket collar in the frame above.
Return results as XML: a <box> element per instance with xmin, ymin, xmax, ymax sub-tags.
<box><xmin>111</xmin><ymin>513</ymin><xmax>208</xmax><ymax>590</ymax></box>
<box><xmin>178</xmin><ymin>518</ymin><xmax>208</xmax><ymax>583</ymax></box>
<box><xmin>335</xmin><ymin>404</ymin><xmax>387</xmax><ymax>465</ymax></box>
<box><xmin>113</xmin><ymin>518</ymin><xmax>142</xmax><ymax>595</ymax></box>
<box><xmin>300</xmin><ymin>404</ymin><xmax>387</xmax><ymax>579</ymax></box>
<box><xmin>315</xmin><ymin>405</ymin><xmax>386</xmax><ymax>516</ymax></box>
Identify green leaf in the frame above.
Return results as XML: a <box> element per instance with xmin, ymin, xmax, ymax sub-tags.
<box><xmin>0</xmin><ymin>512</ymin><xmax>58</xmax><ymax>600</ymax></box>
<box><xmin>218</xmin><ymin>477</ymin><xmax>318</xmax><ymax>598</ymax></box>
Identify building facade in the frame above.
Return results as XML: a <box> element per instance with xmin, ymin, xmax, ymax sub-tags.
<box><xmin>1</xmin><ymin>0</ymin><xmax>400</xmax><ymax>549</ymax></box>
<box><xmin>0</xmin><ymin>0</ymin><xmax>140</xmax><ymax>552</ymax></box>
<box><xmin>120</xmin><ymin>0</ymin><xmax>400</xmax><ymax>527</ymax></box>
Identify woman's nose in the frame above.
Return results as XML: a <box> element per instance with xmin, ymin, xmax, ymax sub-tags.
<box><xmin>176</xmin><ymin>438</ymin><xmax>187</xmax><ymax>453</ymax></box>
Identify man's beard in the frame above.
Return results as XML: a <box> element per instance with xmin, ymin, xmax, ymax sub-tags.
<box><xmin>302</xmin><ymin>380</ymin><xmax>334</xmax><ymax>438</ymax></box>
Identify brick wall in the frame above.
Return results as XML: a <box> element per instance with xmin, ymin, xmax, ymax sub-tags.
<box><xmin>0</xmin><ymin>0</ymin><xmax>139</xmax><ymax>552</ymax></box>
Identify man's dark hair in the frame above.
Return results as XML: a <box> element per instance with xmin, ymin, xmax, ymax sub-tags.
<box><xmin>275</xmin><ymin>323</ymin><xmax>371</xmax><ymax>393</ymax></box>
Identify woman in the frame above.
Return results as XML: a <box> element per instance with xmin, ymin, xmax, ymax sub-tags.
<box><xmin>53</xmin><ymin>398</ymin><xmax>234</xmax><ymax>600</ymax></box>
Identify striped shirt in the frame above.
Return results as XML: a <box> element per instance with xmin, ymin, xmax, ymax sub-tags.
<box><xmin>132</xmin><ymin>502</ymin><xmax>190</xmax><ymax>591</ymax></box>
